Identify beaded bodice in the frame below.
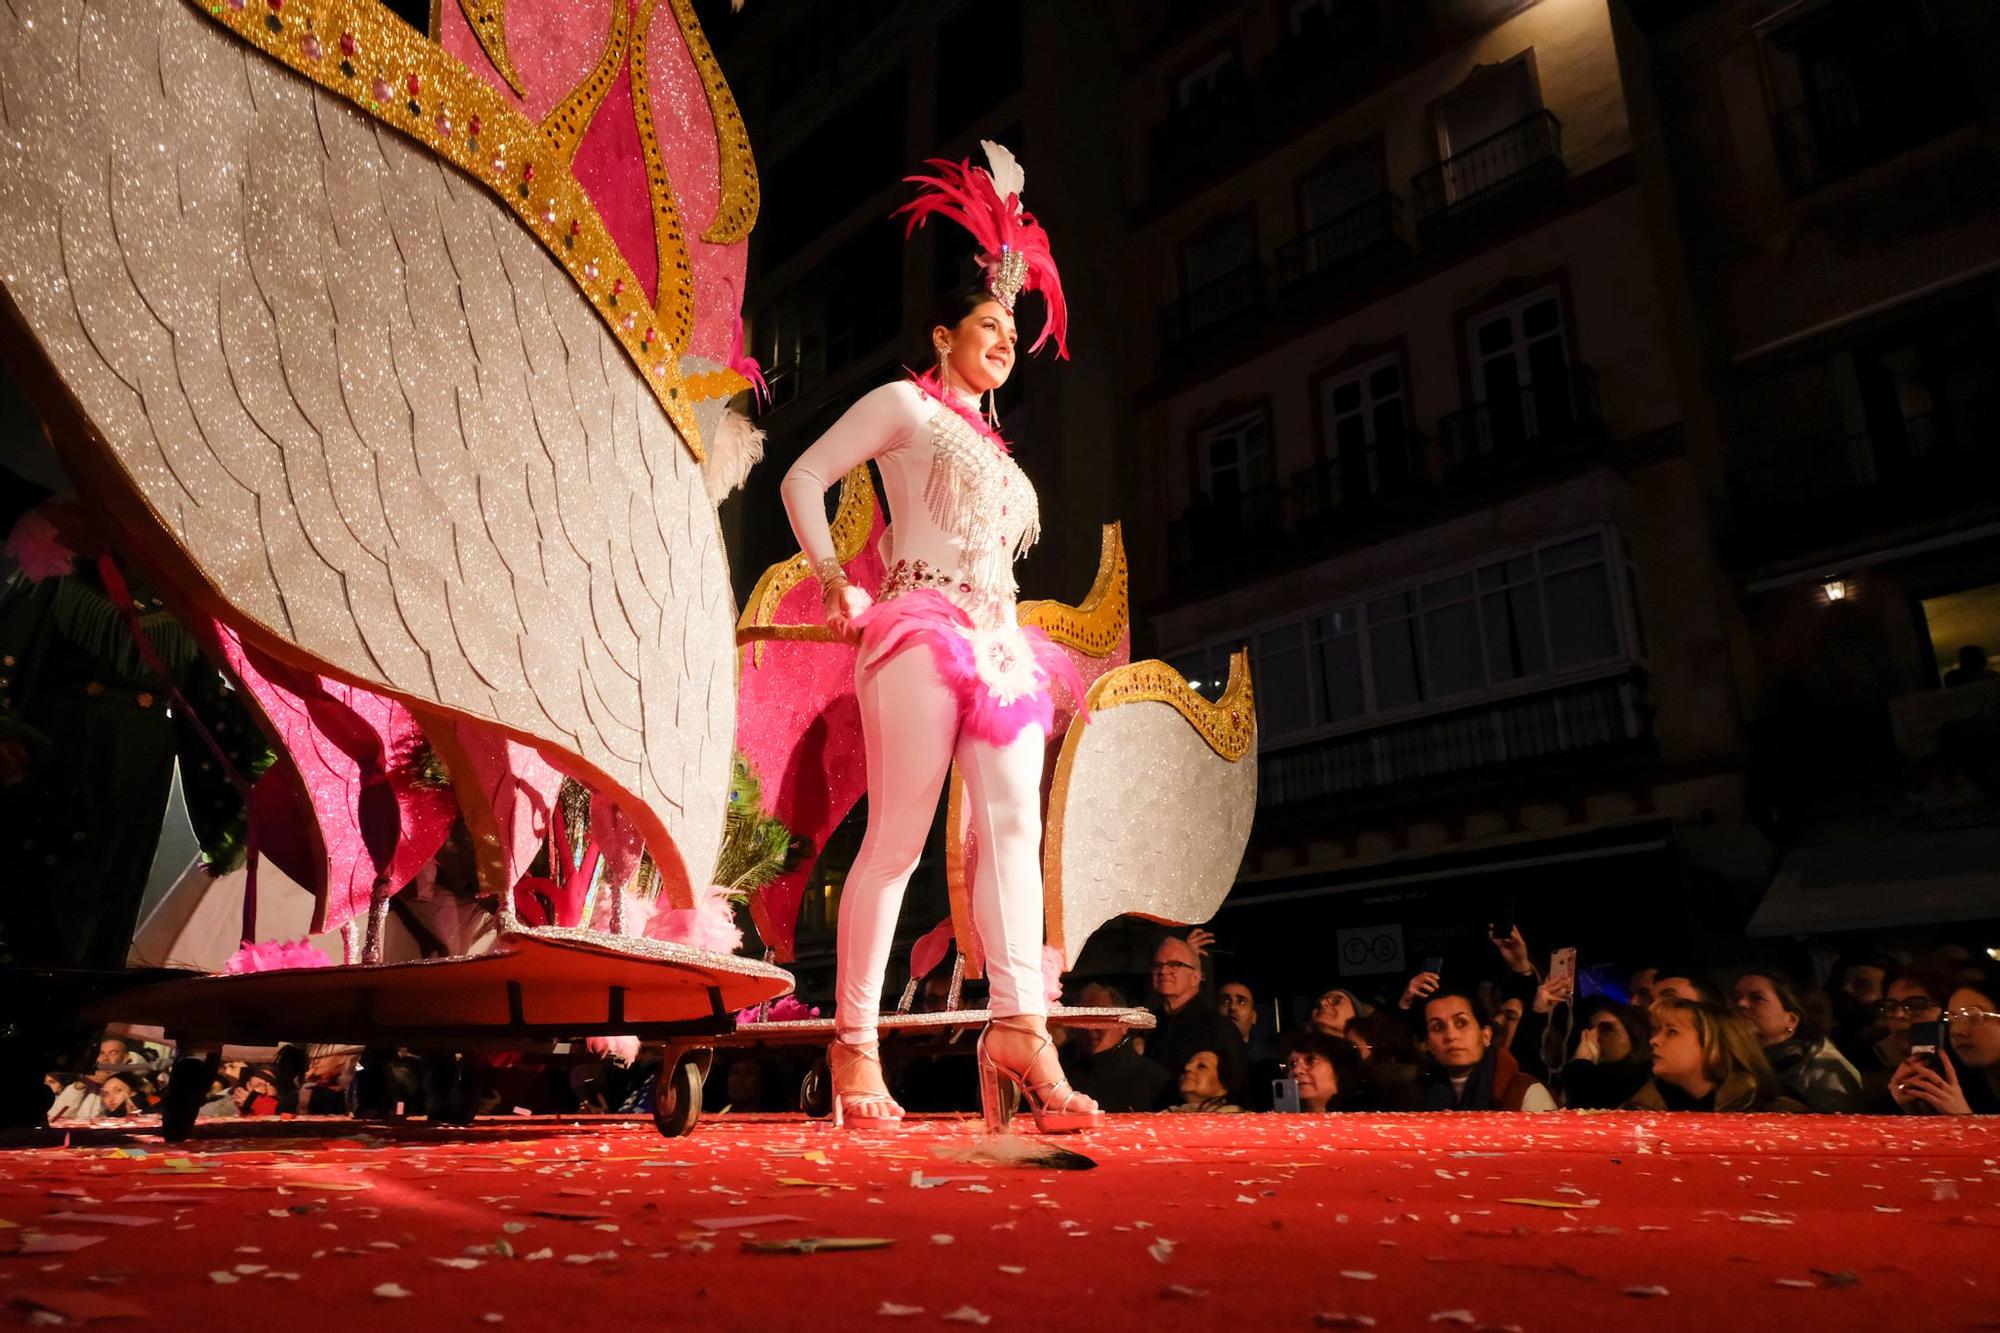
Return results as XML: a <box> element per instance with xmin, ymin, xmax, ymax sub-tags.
<box><xmin>879</xmin><ymin>405</ymin><xmax>1041</xmax><ymax>630</ymax></box>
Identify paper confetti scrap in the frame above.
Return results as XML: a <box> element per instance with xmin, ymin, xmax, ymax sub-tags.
<box><xmin>747</xmin><ymin>1238</ymin><xmax>895</xmax><ymax>1255</ymax></box>
<box><xmin>373</xmin><ymin>1283</ymin><xmax>411</xmax><ymax>1299</ymax></box>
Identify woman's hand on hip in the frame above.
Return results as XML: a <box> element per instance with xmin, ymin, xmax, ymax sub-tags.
<box><xmin>825</xmin><ymin>584</ymin><xmax>874</xmax><ymax>640</ymax></box>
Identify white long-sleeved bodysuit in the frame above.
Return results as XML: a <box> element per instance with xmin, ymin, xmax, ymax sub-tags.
<box><xmin>780</xmin><ymin>379</ymin><xmax>1049</xmax><ymax>1039</ymax></box>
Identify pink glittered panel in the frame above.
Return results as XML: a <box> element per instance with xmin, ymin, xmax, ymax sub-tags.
<box><xmin>644</xmin><ymin>13</ymin><xmax>745</xmax><ymax>364</ymax></box>
<box><xmin>216</xmin><ymin>625</ymin><xmax>456</xmax><ymax>935</ymax></box>
<box><xmin>1049</xmin><ymin>631</ymin><xmax>1130</xmax><ymax>737</ymax></box>
<box><xmin>435</xmin><ymin>0</ymin><xmax>614</xmax><ymax>122</ymax></box>
<box><xmin>571</xmin><ymin>66</ymin><xmax>660</xmax><ymax>306</ymax></box>
<box><xmin>432</xmin><ymin>721</ymin><xmax>563</xmax><ymax>898</ymax></box>
<box><xmin>733</xmin><ymin>523</ymin><xmax>888</xmax><ymax>959</ymax></box>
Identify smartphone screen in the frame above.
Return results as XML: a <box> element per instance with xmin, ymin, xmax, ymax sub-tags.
<box><xmin>1549</xmin><ymin>947</ymin><xmax>1577</xmax><ymax>990</ymax></box>
<box><xmin>1271</xmin><ymin>1077</ymin><xmax>1301</xmax><ymax>1113</ymax></box>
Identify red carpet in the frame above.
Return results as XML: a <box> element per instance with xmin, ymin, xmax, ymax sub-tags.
<box><xmin>3</xmin><ymin>1113</ymin><xmax>1998</xmax><ymax>1330</ymax></box>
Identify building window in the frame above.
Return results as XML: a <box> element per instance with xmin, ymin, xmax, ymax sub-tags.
<box><xmin>1850</xmin><ymin>304</ymin><xmax>2000</xmax><ymax>483</ymax></box>
<box><xmin>1467</xmin><ymin>287</ymin><xmax>1573</xmax><ymax>450</ymax></box>
<box><xmin>1171</xmin><ymin>528</ymin><xmax>1642</xmax><ymax>743</ymax></box>
<box><xmin>1317</xmin><ymin>353</ymin><xmax>1409</xmax><ymax>506</ymax></box>
<box><xmin>1196</xmin><ymin>410</ymin><xmax>1271</xmax><ymax>502</ymax></box>
<box><xmin>1175</xmin><ymin>47</ymin><xmax>1242</xmax><ymax>111</ymax></box>
<box><xmin>936</xmin><ymin>2</ymin><xmax>1023</xmax><ymax>138</ymax></box>
<box><xmin>1763</xmin><ymin>5</ymin><xmax>1972</xmax><ymax>194</ymax></box>
<box><xmin>1176</xmin><ymin>213</ymin><xmax>1260</xmax><ymax>335</ymax></box>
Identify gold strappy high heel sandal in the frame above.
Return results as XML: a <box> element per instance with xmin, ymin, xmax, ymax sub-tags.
<box><xmin>977</xmin><ymin>1016</ymin><xmax>1101</xmax><ymax>1134</ymax></box>
<box><xmin>828</xmin><ymin>1034</ymin><xmax>904</xmax><ymax>1129</ymax></box>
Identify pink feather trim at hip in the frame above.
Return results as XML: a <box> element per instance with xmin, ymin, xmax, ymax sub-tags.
<box><xmin>854</xmin><ymin>590</ymin><xmax>1086</xmax><ymax>746</ymax></box>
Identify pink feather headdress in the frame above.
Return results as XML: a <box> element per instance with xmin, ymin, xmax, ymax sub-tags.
<box><xmin>895</xmin><ymin>140</ymin><xmax>1069</xmax><ymax>359</ymax></box>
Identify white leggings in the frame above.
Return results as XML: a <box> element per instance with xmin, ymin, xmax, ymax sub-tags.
<box><xmin>835</xmin><ymin>642</ymin><xmax>1049</xmax><ymax>1041</ymax></box>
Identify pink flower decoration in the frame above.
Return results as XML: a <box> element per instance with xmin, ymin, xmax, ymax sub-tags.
<box><xmin>1043</xmin><ymin>944</ymin><xmax>1066</xmax><ymax>1006</ymax></box>
<box><xmin>223</xmin><ymin>937</ymin><xmax>331</xmax><ymax>974</ymax></box>
<box><xmin>735</xmin><ymin>995</ymin><xmax>820</xmax><ymax>1025</ymax></box>
<box><xmin>584</xmin><ymin>1035</ymin><xmax>640</xmax><ymax>1065</ymax></box>
<box><xmin>5</xmin><ymin>509</ymin><xmax>75</xmax><ymax>581</ymax></box>
<box><xmin>642</xmin><ymin>883</ymin><xmax>743</xmax><ymax>955</ymax></box>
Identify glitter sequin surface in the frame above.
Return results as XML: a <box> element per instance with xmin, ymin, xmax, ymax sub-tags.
<box><xmin>1042</xmin><ymin>655</ymin><xmax>1259</xmax><ymax>968</ymax></box>
<box><xmin>0</xmin><ymin>0</ymin><xmax>735</xmax><ymax>900</ymax></box>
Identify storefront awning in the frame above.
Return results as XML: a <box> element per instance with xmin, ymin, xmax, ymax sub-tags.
<box><xmin>1749</xmin><ymin>828</ymin><xmax>2000</xmax><ymax>936</ymax></box>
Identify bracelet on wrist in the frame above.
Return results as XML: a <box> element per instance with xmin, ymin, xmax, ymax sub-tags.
<box><xmin>812</xmin><ymin>556</ymin><xmax>849</xmax><ymax>593</ymax></box>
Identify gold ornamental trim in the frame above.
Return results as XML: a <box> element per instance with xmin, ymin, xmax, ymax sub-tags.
<box><xmin>1083</xmin><ymin>652</ymin><xmax>1257</xmax><ymax>762</ymax></box>
<box><xmin>666</xmin><ymin>0</ymin><xmax>760</xmax><ymax>245</ymax></box>
<box><xmin>627</xmin><ymin>0</ymin><xmax>696</xmax><ymax>349</ymax></box>
<box><xmin>1017</xmin><ymin>522</ymin><xmax>1129</xmax><ymax>659</ymax></box>
<box><xmin>736</xmin><ymin>466</ymin><xmax>877</xmax><ymax>665</ymax></box>
<box><xmin>190</xmin><ymin>0</ymin><xmax>748</xmax><ymax>459</ymax></box>
<box><xmin>450</xmin><ymin>0</ymin><xmax>525</xmax><ymax>96</ymax></box>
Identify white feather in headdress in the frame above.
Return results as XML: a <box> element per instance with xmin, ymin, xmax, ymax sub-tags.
<box><xmin>980</xmin><ymin>139</ymin><xmax>1026</xmax><ymax>201</ymax></box>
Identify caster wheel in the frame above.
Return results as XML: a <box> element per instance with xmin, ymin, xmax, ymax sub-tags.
<box><xmin>799</xmin><ymin>1059</ymin><xmax>832</xmax><ymax>1118</ymax></box>
<box><xmin>651</xmin><ymin>1056</ymin><xmax>703</xmax><ymax>1137</ymax></box>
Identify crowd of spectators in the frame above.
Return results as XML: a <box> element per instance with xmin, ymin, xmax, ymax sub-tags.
<box><xmin>1052</xmin><ymin>926</ymin><xmax>2000</xmax><ymax>1118</ymax></box>
<box><xmin>31</xmin><ymin>928</ymin><xmax>2000</xmax><ymax>1127</ymax></box>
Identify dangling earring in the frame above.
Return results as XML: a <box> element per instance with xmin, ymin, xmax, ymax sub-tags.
<box><xmin>983</xmin><ymin>387</ymin><xmax>998</xmax><ymax>428</ymax></box>
<box><xmin>935</xmin><ymin>342</ymin><xmax>951</xmax><ymax>392</ymax></box>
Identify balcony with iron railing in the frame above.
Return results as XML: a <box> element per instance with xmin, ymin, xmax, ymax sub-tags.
<box><xmin>1165</xmin><ymin>365</ymin><xmax>1606</xmax><ymax>594</ymax></box>
<box><xmin>1272</xmin><ymin>194</ymin><xmax>1407</xmax><ymax>311</ymax></box>
<box><xmin>1257</xmin><ymin>666</ymin><xmax>1653</xmax><ymax>809</ymax></box>
<box><xmin>1157</xmin><ymin>261</ymin><xmax>1268</xmax><ymax>371</ymax></box>
<box><xmin>1727</xmin><ymin>393</ymin><xmax>2000</xmax><ymax>563</ymax></box>
<box><xmin>1258</xmin><ymin>3</ymin><xmax>1386</xmax><ymax>126</ymax></box>
<box><xmin>1411</xmin><ymin>110</ymin><xmax>1566</xmax><ymax>236</ymax></box>
<box><xmin>1147</xmin><ymin>68</ymin><xmax>1257</xmax><ymax>198</ymax></box>
<box><xmin>1768</xmin><ymin>70</ymin><xmax>1977</xmax><ymax>196</ymax></box>
<box><xmin>1434</xmin><ymin>365</ymin><xmax>1605</xmax><ymax>484</ymax></box>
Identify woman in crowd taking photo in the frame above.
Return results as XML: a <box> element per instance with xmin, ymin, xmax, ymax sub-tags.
<box><xmin>1889</xmin><ymin>967</ymin><xmax>2000</xmax><ymax>1116</ymax></box>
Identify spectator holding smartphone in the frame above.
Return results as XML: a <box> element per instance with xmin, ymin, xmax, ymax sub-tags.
<box><xmin>1890</xmin><ymin>968</ymin><xmax>2000</xmax><ymax>1116</ymax></box>
<box><xmin>1730</xmin><ymin>969</ymin><xmax>1863</xmax><ymax>1112</ymax></box>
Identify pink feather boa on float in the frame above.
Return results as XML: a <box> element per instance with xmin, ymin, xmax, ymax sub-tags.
<box><xmin>853</xmin><ymin>590</ymin><xmax>1085</xmax><ymax>747</ymax></box>
<box><xmin>223</xmin><ymin>937</ymin><xmax>332</xmax><ymax>974</ymax></box>
<box><xmin>1043</xmin><ymin>944</ymin><xmax>1066</xmax><ymax>1007</ymax></box>
<box><xmin>642</xmin><ymin>883</ymin><xmax>744</xmax><ymax>955</ymax></box>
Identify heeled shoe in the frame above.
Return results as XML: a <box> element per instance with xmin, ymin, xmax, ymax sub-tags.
<box><xmin>977</xmin><ymin>1017</ymin><xmax>1101</xmax><ymax>1135</ymax></box>
<box><xmin>827</xmin><ymin>1035</ymin><xmax>904</xmax><ymax>1129</ymax></box>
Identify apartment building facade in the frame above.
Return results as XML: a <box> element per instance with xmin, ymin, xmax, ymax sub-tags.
<box><xmin>1637</xmin><ymin>0</ymin><xmax>2000</xmax><ymax>944</ymax></box>
<box><xmin>1118</xmin><ymin>0</ymin><xmax>1758</xmax><ymax>988</ymax></box>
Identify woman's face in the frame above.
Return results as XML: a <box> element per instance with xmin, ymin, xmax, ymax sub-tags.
<box><xmin>1288</xmin><ymin>1050</ymin><xmax>1337</xmax><ymax>1108</ymax></box>
<box><xmin>98</xmin><ymin>1077</ymin><xmax>132</xmax><ymax>1113</ymax></box>
<box><xmin>1946</xmin><ymin>987</ymin><xmax>2000</xmax><ymax>1069</ymax></box>
<box><xmin>1731</xmin><ymin>975</ymin><xmax>1797</xmax><ymax>1045</ymax></box>
<box><xmin>1424</xmin><ymin>997</ymin><xmax>1488</xmax><ymax>1071</ymax></box>
<box><xmin>1649</xmin><ymin>1013</ymin><xmax>1707</xmax><ymax>1088</ymax></box>
<box><xmin>1587</xmin><ymin>1012</ymin><xmax>1634</xmax><ymax>1063</ymax></box>
<box><xmin>1179</xmin><ymin>1051</ymin><xmax>1226</xmax><ymax>1103</ymax></box>
<box><xmin>1879</xmin><ymin>978</ymin><xmax>1941</xmax><ymax>1036</ymax></box>
<box><xmin>1310</xmin><ymin>991</ymin><xmax>1356</xmax><ymax>1036</ymax></box>
<box><xmin>937</xmin><ymin>301</ymin><xmax>1017</xmax><ymax>394</ymax></box>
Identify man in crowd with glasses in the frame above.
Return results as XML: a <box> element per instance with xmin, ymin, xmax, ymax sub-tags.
<box><xmin>1142</xmin><ymin>934</ymin><xmax>1245</xmax><ymax>1109</ymax></box>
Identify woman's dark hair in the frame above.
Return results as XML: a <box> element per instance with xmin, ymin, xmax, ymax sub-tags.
<box><xmin>1421</xmin><ymin>988</ymin><xmax>1493</xmax><ymax>1029</ymax></box>
<box><xmin>1573</xmin><ymin>997</ymin><xmax>1650</xmax><ymax>1059</ymax></box>
<box><xmin>1283</xmin><ymin>1031</ymin><xmax>1366</xmax><ymax>1109</ymax></box>
<box><xmin>1346</xmin><ymin>1011</ymin><xmax>1417</xmax><ymax>1065</ymax></box>
<box><xmin>922</xmin><ymin>283</ymin><xmax>998</xmax><ymax>355</ymax></box>
<box><xmin>1736</xmin><ymin>969</ymin><xmax>1823</xmax><ymax>1044</ymax></box>
<box><xmin>1882</xmin><ymin>965</ymin><xmax>1954</xmax><ymax>1006</ymax></box>
<box><xmin>1190</xmin><ymin>1043</ymin><xmax>1244</xmax><ymax>1098</ymax></box>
